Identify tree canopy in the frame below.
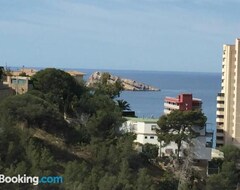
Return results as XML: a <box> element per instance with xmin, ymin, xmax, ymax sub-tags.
<box><xmin>0</xmin><ymin>66</ymin><xmax>4</xmax><ymax>80</ymax></box>
<box><xmin>90</xmin><ymin>72</ymin><xmax>123</xmax><ymax>99</ymax></box>
<box><xmin>142</xmin><ymin>143</ymin><xmax>159</xmax><ymax>160</ymax></box>
<box><xmin>157</xmin><ymin>110</ymin><xmax>207</xmax><ymax>159</ymax></box>
<box><xmin>206</xmin><ymin>145</ymin><xmax>240</xmax><ymax>190</ymax></box>
<box><xmin>117</xmin><ymin>99</ymin><xmax>131</xmax><ymax>111</ymax></box>
<box><xmin>0</xmin><ymin>93</ymin><xmax>72</xmax><ymax>138</ymax></box>
<box><xmin>31</xmin><ymin>68</ymin><xmax>86</xmax><ymax>114</ymax></box>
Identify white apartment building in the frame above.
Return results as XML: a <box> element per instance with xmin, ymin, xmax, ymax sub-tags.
<box><xmin>121</xmin><ymin>117</ymin><xmax>212</xmax><ymax>161</ymax></box>
<box><xmin>216</xmin><ymin>38</ymin><xmax>240</xmax><ymax>148</ymax></box>
<box><xmin>121</xmin><ymin>117</ymin><xmax>159</xmax><ymax>146</ymax></box>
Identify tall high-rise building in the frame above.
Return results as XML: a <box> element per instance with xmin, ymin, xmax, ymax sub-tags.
<box><xmin>216</xmin><ymin>38</ymin><xmax>240</xmax><ymax>148</ymax></box>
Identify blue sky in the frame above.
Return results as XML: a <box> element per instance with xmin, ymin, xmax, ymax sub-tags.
<box><xmin>0</xmin><ymin>0</ymin><xmax>239</xmax><ymax>72</ymax></box>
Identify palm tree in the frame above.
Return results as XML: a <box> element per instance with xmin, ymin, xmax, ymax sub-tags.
<box><xmin>116</xmin><ymin>99</ymin><xmax>131</xmax><ymax>111</ymax></box>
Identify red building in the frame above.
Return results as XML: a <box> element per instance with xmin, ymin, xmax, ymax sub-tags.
<box><xmin>164</xmin><ymin>93</ymin><xmax>202</xmax><ymax>114</ymax></box>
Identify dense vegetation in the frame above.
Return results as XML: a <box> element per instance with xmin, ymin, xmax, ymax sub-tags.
<box><xmin>206</xmin><ymin>145</ymin><xmax>240</xmax><ymax>190</ymax></box>
<box><xmin>0</xmin><ymin>68</ymin><xmax>239</xmax><ymax>190</ymax></box>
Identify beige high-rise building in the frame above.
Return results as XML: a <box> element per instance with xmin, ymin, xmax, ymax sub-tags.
<box><xmin>216</xmin><ymin>38</ymin><xmax>240</xmax><ymax>148</ymax></box>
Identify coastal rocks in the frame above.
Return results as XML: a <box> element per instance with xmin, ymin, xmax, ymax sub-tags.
<box><xmin>87</xmin><ymin>71</ymin><xmax>160</xmax><ymax>91</ymax></box>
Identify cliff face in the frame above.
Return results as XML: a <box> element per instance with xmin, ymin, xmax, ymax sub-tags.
<box><xmin>87</xmin><ymin>72</ymin><xmax>160</xmax><ymax>91</ymax></box>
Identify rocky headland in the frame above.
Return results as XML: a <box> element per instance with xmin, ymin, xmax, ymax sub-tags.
<box><xmin>87</xmin><ymin>71</ymin><xmax>160</xmax><ymax>91</ymax></box>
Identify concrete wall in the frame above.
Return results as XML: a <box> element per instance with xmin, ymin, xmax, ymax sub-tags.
<box><xmin>4</xmin><ymin>76</ymin><xmax>31</xmax><ymax>94</ymax></box>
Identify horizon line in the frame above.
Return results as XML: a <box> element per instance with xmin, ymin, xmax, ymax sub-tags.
<box><xmin>6</xmin><ymin>65</ymin><xmax>221</xmax><ymax>75</ymax></box>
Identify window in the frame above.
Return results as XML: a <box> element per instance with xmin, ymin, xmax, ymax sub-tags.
<box><xmin>150</xmin><ymin>136</ymin><xmax>154</xmax><ymax>139</ymax></box>
<box><xmin>11</xmin><ymin>79</ymin><xmax>17</xmax><ymax>84</ymax></box>
<box><xmin>18</xmin><ymin>79</ymin><xmax>26</xmax><ymax>85</ymax></box>
<box><xmin>145</xmin><ymin>136</ymin><xmax>148</xmax><ymax>139</ymax></box>
<box><xmin>151</xmin><ymin>125</ymin><xmax>156</xmax><ymax>131</ymax></box>
<box><xmin>11</xmin><ymin>79</ymin><xmax>26</xmax><ymax>85</ymax></box>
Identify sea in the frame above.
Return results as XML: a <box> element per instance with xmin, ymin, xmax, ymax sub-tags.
<box><xmin>80</xmin><ymin>69</ymin><xmax>221</xmax><ymax>133</ymax></box>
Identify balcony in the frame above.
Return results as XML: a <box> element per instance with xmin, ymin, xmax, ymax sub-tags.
<box><xmin>218</xmin><ymin>93</ymin><xmax>224</xmax><ymax>97</ymax></box>
<box><xmin>164</xmin><ymin>103</ymin><xmax>179</xmax><ymax>110</ymax></box>
<box><xmin>222</xmin><ymin>68</ymin><xmax>225</xmax><ymax>73</ymax></box>
<box><xmin>216</xmin><ymin>111</ymin><xmax>224</xmax><ymax>115</ymax></box>
<box><xmin>217</xmin><ymin>96</ymin><xmax>224</xmax><ymax>101</ymax></box>
<box><xmin>217</xmin><ymin>103</ymin><xmax>224</xmax><ymax>109</ymax></box>
<box><xmin>216</xmin><ymin>132</ymin><xmax>224</xmax><ymax>137</ymax></box>
<box><xmin>216</xmin><ymin>117</ymin><xmax>224</xmax><ymax>123</ymax></box>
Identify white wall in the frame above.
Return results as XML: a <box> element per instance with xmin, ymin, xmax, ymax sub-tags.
<box><xmin>122</xmin><ymin>118</ymin><xmax>212</xmax><ymax>161</ymax></box>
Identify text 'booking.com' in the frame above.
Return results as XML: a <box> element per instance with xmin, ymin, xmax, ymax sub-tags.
<box><xmin>0</xmin><ymin>174</ymin><xmax>63</xmax><ymax>186</ymax></box>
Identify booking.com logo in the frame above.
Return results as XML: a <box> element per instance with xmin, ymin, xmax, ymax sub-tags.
<box><xmin>0</xmin><ymin>174</ymin><xmax>63</xmax><ymax>186</ymax></box>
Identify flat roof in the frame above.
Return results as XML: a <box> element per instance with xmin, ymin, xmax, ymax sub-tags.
<box><xmin>124</xmin><ymin>117</ymin><xmax>158</xmax><ymax>123</ymax></box>
<box><xmin>193</xmin><ymin>98</ymin><xmax>202</xmax><ymax>101</ymax></box>
<box><xmin>66</xmin><ymin>70</ymin><xmax>85</xmax><ymax>76</ymax></box>
<box><xmin>165</xmin><ymin>96</ymin><xmax>202</xmax><ymax>103</ymax></box>
<box><xmin>11</xmin><ymin>68</ymin><xmax>37</xmax><ymax>77</ymax></box>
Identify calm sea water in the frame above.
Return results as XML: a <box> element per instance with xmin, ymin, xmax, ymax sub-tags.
<box><xmin>80</xmin><ymin>69</ymin><xmax>221</xmax><ymax>131</ymax></box>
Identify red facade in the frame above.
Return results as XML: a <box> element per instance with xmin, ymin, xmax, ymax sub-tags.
<box><xmin>165</xmin><ymin>94</ymin><xmax>202</xmax><ymax>111</ymax></box>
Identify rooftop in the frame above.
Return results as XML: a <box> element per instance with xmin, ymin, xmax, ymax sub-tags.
<box><xmin>11</xmin><ymin>68</ymin><xmax>37</xmax><ymax>77</ymax></box>
<box><xmin>8</xmin><ymin>68</ymin><xmax>85</xmax><ymax>77</ymax></box>
<box><xmin>124</xmin><ymin>117</ymin><xmax>158</xmax><ymax>123</ymax></box>
<box><xmin>165</xmin><ymin>93</ymin><xmax>202</xmax><ymax>103</ymax></box>
<box><xmin>66</xmin><ymin>70</ymin><xmax>85</xmax><ymax>76</ymax></box>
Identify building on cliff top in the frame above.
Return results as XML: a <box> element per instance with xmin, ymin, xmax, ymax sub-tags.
<box><xmin>3</xmin><ymin>67</ymin><xmax>85</xmax><ymax>94</ymax></box>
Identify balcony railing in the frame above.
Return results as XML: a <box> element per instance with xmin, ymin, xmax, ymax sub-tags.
<box><xmin>164</xmin><ymin>103</ymin><xmax>179</xmax><ymax>110</ymax></box>
<box><xmin>216</xmin><ymin>132</ymin><xmax>224</xmax><ymax>137</ymax></box>
<box><xmin>216</xmin><ymin>118</ymin><xmax>224</xmax><ymax>123</ymax></box>
<box><xmin>218</xmin><ymin>93</ymin><xmax>225</xmax><ymax>97</ymax></box>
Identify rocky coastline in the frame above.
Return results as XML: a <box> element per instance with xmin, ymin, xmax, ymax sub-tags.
<box><xmin>87</xmin><ymin>71</ymin><xmax>160</xmax><ymax>91</ymax></box>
